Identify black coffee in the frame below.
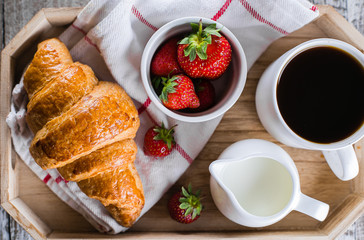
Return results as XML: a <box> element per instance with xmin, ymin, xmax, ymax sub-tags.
<box><xmin>277</xmin><ymin>46</ymin><xmax>364</xmax><ymax>143</ymax></box>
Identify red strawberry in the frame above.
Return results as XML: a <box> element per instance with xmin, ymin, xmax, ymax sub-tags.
<box><xmin>177</xmin><ymin>20</ymin><xmax>232</xmax><ymax>79</ymax></box>
<box><xmin>155</xmin><ymin>74</ymin><xmax>200</xmax><ymax>110</ymax></box>
<box><xmin>168</xmin><ymin>184</ymin><xmax>203</xmax><ymax>224</ymax></box>
<box><xmin>191</xmin><ymin>79</ymin><xmax>215</xmax><ymax>112</ymax></box>
<box><xmin>151</xmin><ymin>37</ymin><xmax>183</xmax><ymax>77</ymax></box>
<box><xmin>144</xmin><ymin>123</ymin><xmax>175</xmax><ymax>157</ymax></box>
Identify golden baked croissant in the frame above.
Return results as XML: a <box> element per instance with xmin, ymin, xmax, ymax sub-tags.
<box><xmin>27</xmin><ymin>62</ymin><xmax>98</xmax><ymax>133</ymax></box>
<box><xmin>78</xmin><ymin>163</ymin><xmax>144</xmax><ymax>227</ymax></box>
<box><xmin>24</xmin><ymin>38</ymin><xmax>73</xmax><ymax>98</ymax></box>
<box><xmin>24</xmin><ymin>38</ymin><xmax>144</xmax><ymax>228</ymax></box>
<box><xmin>57</xmin><ymin>139</ymin><xmax>137</xmax><ymax>182</ymax></box>
<box><xmin>30</xmin><ymin>81</ymin><xmax>140</xmax><ymax>169</ymax></box>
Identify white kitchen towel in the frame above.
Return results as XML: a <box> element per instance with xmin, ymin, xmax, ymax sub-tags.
<box><xmin>6</xmin><ymin>0</ymin><xmax>319</xmax><ymax>234</ymax></box>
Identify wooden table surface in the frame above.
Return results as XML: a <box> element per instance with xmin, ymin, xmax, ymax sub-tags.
<box><xmin>1</xmin><ymin>0</ymin><xmax>363</xmax><ymax>239</ymax></box>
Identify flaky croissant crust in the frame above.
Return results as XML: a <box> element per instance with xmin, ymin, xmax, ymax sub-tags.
<box><xmin>24</xmin><ymin>38</ymin><xmax>144</xmax><ymax>228</ymax></box>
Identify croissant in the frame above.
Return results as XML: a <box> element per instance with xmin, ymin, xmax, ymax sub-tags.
<box><xmin>27</xmin><ymin>62</ymin><xmax>98</xmax><ymax>133</ymax></box>
<box><xmin>24</xmin><ymin>38</ymin><xmax>144</xmax><ymax>228</ymax></box>
<box><xmin>57</xmin><ymin>139</ymin><xmax>137</xmax><ymax>182</ymax></box>
<box><xmin>24</xmin><ymin>38</ymin><xmax>73</xmax><ymax>98</ymax></box>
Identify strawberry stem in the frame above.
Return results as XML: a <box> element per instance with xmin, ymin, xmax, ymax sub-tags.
<box><xmin>159</xmin><ymin>75</ymin><xmax>178</xmax><ymax>102</ymax></box>
<box><xmin>153</xmin><ymin>123</ymin><xmax>176</xmax><ymax>150</ymax></box>
<box><xmin>198</xmin><ymin>19</ymin><xmax>203</xmax><ymax>42</ymax></box>
<box><xmin>178</xmin><ymin>20</ymin><xmax>221</xmax><ymax>62</ymax></box>
<box><xmin>179</xmin><ymin>184</ymin><xmax>202</xmax><ymax>220</ymax></box>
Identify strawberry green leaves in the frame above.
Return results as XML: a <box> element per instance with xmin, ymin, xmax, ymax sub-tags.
<box><xmin>179</xmin><ymin>184</ymin><xmax>202</xmax><ymax>220</ymax></box>
<box><xmin>154</xmin><ymin>74</ymin><xmax>200</xmax><ymax>110</ymax></box>
<box><xmin>144</xmin><ymin>122</ymin><xmax>176</xmax><ymax>157</ymax></box>
<box><xmin>152</xmin><ymin>123</ymin><xmax>176</xmax><ymax>150</ymax></box>
<box><xmin>203</xmin><ymin>24</ymin><xmax>222</xmax><ymax>38</ymax></box>
<box><xmin>168</xmin><ymin>184</ymin><xmax>203</xmax><ymax>224</ymax></box>
<box><xmin>179</xmin><ymin>20</ymin><xmax>221</xmax><ymax>61</ymax></box>
<box><xmin>153</xmin><ymin>75</ymin><xmax>179</xmax><ymax>102</ymax></box>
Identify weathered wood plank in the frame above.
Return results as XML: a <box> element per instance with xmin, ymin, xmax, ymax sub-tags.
<box><xmin>309</xmin><ymin>0</ymin><xmax>348</xmax><ymax>19</ymax></box>
<box><xmin>1</xmin><ymin>0</ymin><xmax>3</xmax><ymax>49</ymax></box>
<box><xmin>339</xmin><ymin>222</ymin><xmax>357</xmax><ymax>240</ymax></box>
<box><xmin>355</xmin><ymin>215</ymin><xmax>364</xmax><ymax>240</ymax></box>
<box><xmin>3</xmin><ymin>0</ymin><xmax>87</xmax><ymax>45</ymax></box>
<box><xmin>309</xmin><ymin>0</ymin><xmax>364</xmax><ymax>35</ymax></box>
<box><xmin>0</xmin><ymin>207</ymin><xmax>10</xmax><ymax>240</ymax></box>
<box><xmin>10</xmin><ymin>219</ymin><xmax>33</xmax><ymax>240</ymax></box>
<box><xmin>347</xmin><ymin>0</ymin><xmax>364</xmax><ymax>35</ymax></box>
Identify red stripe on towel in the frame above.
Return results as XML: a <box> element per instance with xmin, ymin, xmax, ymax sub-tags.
<box><xmin>43</xmin><ymin>174</ymin><xmax>51</xmax><ymax>184</ymax></box>
<box><xmin>70</xmin><ymin>24</ymin><xmax>152</xmax><ymax>116</ymax></box>
<box><xmin>138</xmin><ymin>97</ymin><xmax>152</xmax><ymax>115</ymax></box>
<box><xmin>55</xmin><ymin>176</ymin><xmax>65</xmax><ymax>184</ymax></box>
<box><xmin>71</xmin><ymin>23</ymin><xmax>87</xmax><ymax>35</ymax></box>
<box><xmin>239</xmin><ymin>0</ymin><xmax>289</xmax><ymax>35</ymax></box>
<box><xmin>212</xmin><ymin>0</ymin><xmax>233</xmax><ymax>21</ymax></box>
<box><xmin>175</xmin><ymin>144</ymin><xmax>193</xmax><ymax>164</ymax></box>
<box><xmin>84</xmin><ymin>35</ymin><xmax>101</xmax><ymax>53</ymax></box>
<box><xmin>131</xmin><ymin>5</ymin><xmax>158</xmax><ymax>31</ymax></box>
<box><xmin>71</xmin><ymin>24</ymin><xmax>101</xmax><ymax>53</ymax></box>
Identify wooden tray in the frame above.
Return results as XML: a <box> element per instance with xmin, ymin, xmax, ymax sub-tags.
<box><xmin>1</xmin><ymin>5</ymin><xmax>364</xmax><ymax>240</ymax></box>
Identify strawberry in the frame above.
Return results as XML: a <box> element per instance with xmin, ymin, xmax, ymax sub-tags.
<box><xmin>151</xmin><ymin>37</ymin><xmax>183</xmax><ymax>77</ymax></box>
<box><xmin>168</xmin><ymin>184</ymin><xmax>203</xmax><ymax>224</ymax></box>
<box><xmin>143</xmin><ymin>122</ymin><xmax>176</xmax><ymax>157</ymax></box>
<box><xmin>191</xmin><ymin>79</ymin><xmax>215</xmax><ymax>112</ymax></box>
<box><xmin>177</xmin><ymin>20</ymin><xmax>232</xmax><ymax>79</ymax></box>
<box><xmin>154</xmin><ymin>74</ymin><xmax>200</xmax><ymax>110</ymax></box>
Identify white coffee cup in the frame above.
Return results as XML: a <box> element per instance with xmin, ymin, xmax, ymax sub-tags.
<box><xmin>256</xmin><ymin>38</ymin><xmax>364</xmax><ymax>181</ymax></box>
<box><xmin>209</xmin><ymin>139</ymin><xmax>329</xmax><ymax>227</ymax></box>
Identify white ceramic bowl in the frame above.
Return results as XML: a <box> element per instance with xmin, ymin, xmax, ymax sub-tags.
<box><xmin>141</xmin><ymin>17</ymin><xmax>247</xmax><ymax>122</ymax></box>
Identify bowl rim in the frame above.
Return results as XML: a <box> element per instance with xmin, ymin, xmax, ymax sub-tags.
<box><xmin>140</xmin><ymin>16</ymin><xmax>248</xmax><ymax>122</ymax></box>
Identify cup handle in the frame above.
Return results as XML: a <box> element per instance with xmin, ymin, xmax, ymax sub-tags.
<box><xmin>322</xmin><ymin>145</ymin><xmax>359</xmax><ymax>181</ymax></box>
<box><xmin>294</xmin><ymin>193</ymin><xmax>329</xmax><ymax>221</ymax></box>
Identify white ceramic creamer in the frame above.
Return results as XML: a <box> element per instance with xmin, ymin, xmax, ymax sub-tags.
<box><xmin>209</xmin><ymin>139</ymin><xmax>329</xmax><ymax>227</ymax></box>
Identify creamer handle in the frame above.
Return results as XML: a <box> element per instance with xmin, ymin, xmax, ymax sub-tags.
<box><xmin>294</xmin><ymin>193</ymin><xmax>329</xmax><ymax>221</ymax></box>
